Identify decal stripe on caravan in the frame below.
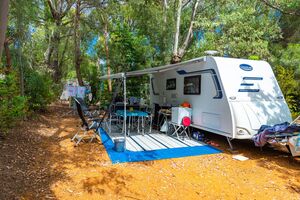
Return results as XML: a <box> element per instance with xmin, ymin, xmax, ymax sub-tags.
<box><xmin>239</xmin><ymin>76</ymin><xmax>262</xmax><ymax>92</ymax></box>
<box><xmin>243</xmin><ymin>77</ymin><xmax>263</xmax><ymax>80</ymax></box>
<box><xmin>240</xmin><ymin>83</ymin><xmax>254</xmax><ymax>86</ymax></box>
<box><xmin>238</xmin><ymin>89</ymin><xmax>260</xmax><ymax>92</ymax></box>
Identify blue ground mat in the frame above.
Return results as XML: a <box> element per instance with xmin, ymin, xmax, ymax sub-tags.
<box><xmin>98</xmin><ymin>128</ymin><xmax>222</xmax><ymax>164</ymax></box>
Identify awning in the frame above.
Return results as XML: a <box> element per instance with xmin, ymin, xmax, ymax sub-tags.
<box><xmin>99</xmin><ymin>57</ymin><xmax>206</xmax><ymax>80</ymax></box>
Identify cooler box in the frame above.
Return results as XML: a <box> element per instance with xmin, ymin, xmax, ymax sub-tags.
<box><xmin>171</xmin><ymin>107</ymin><xmax>192</xmax><ymax>124</ymax></box>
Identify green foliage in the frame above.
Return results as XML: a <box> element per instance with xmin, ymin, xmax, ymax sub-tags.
<box><xmin>276</xmin><ymin>44</ymin><xmax>300</xmax><ymax>74</ymax></box>
<box><xmin>188</xmin><ymin>0</ymin><xmax>281</xmax><ymax>59</ymax></box>
<box><xmin>109</xmin><ymin>23</ymin><xmax>155</xmax><ymax>73</ymax></box>
<box><xmin>127</xmin><ymin>0</ymin><xmax>174</xmax><ymax>65</ymax></box>
<box><xmin>1</xmin><ymin>0</ymin><xmax>300</xmax><ymax>133</ymax></box>
<box><xmin>24</xmin><ymin>71</ymin><xmax>55</xmax><ymax>111</ymax></box>
<box><xmin>0</xmin><ymin>73</ymin><xmax>27</xmax><ymax>134</ymax></box>
<box><xmin>274</xmin><ymin>65</ymin><xmax>299</xmax><ymax>113</ymax></box>
<box><xmin>81</xmin><ymin>60</ymin><xmax>101</xmax><ymax>104</ymax></box>
<box><xmin>271</xmin><ymin>43</ymin><xmax>300</xmax><ymax>116</ymax></box>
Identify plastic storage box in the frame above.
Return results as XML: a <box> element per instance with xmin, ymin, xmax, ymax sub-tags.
<box><xmin>171</xmin><ymin>107</ymin><xmax>192</xmax><ymax>124</ymax></box>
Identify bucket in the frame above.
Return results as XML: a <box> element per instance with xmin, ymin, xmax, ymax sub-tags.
<box><xmin>114</xmin><ymin>138</ymin><xmax>125</xmax><ymax>152</ymax></box>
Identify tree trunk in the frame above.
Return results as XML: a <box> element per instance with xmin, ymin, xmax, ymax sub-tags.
<box><xmin>20</xmin><ymin>62</ymin><xmax>25</xmax><ymax>96</ymax></box>
<box><xmin>171</xmin><ymin>0</ymin><xmax>201</xmax><ymax>63</ymax></box>
<box><xmin>59</xmin><ymin>29</ymin><xmax>71</xmax><ymax>70</ymax></box>
<box><xmin>0</xmin><ymin>0</ymin><xmax>9</xmax><ymax>63</ymax></box>
<box><xmin>171</xmin><ymin>0</ymin><xmax>183</xmax><ymax>64</ymax></box>
<box><xmin>163</xmin><ymin>0</ymin><xmax>168</xmax><ymax>24</ymax></box>
<box><xmin>74</xmin><ymin>0</ymin><xmax>84</xmax><ymax>86</ymax></box>
<box><xmin>17</xmin><ymin>43</ymin><xmax>24</xmax><ymax>96</ymax></box>
<box><xmin>4</xmin><ymin>38</ymin><xmax>12</xmax><ymax>73</ymax></box>
<box><xmin>44</xmin><ymin>36</ymin><xmax>54</xmax><ymax>67</ymax></box>
<box><xmin>46</xmin><ymin>0</ymin><xmax>74</xmax><ymax>83</ymax></box>
<box><xmin>44</xmin><ymin>0</ymin><xmax>52</xmax><ymax>68</ymax></box>
<box><xmin>52</xmin><ymin>26</ymin><xmax>61</xmax><ymax>83</ymax></box>
<box><xmin>104</xmin><ymin>22</ymin><xmax>112</xmax><ymax>92</ymax></box>
<box><xmin>178</xmin><ymin>0</ymin><xmax>200</xmax><ymax>57</ymax></box>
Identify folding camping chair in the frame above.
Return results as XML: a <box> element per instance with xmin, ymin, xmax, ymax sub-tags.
<box><xmin>144</xmin><ymin>106</ymin><xmax>154</xmax><ymax>133</ymax></box>
<box><xmin>107</xmin><ymin>111</ymin><xmax>122</xmax><ymax>134</ymax></box>
<box><xmin>71</xmin><ymin>98</ymin><xmax>100</xmax><ymax>146</ymax></box>
<box><xmin>75</xmin><ymin>97</ymin><xmax>100</xmax><ymax>118</ymax></box>
<box><xmin>63</xmin><ymin>97</ymin><xmax>100</xmax><ymax>117</ymax></box>
<box><xmin>98</xmin><ymin>80</ymin><xmax>124</xmax><ymax>134</ymax></box>
<box><xmin>169</xmin><ymin>116</ymin><xmax>191</xmax><ymax>139</ymax></box>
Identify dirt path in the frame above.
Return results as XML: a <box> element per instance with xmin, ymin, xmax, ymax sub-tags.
<box><xmin>0</xmin><ymin>103</ymin><xmax>299</xmax><ymax>200</ymax></box>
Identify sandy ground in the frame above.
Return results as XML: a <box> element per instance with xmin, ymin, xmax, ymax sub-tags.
<box><xmin>0</xmin><ymin>103</ymin><xmax>299</xmax><ymax>200</ymax></box>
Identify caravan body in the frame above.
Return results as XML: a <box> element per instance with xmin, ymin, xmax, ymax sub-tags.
<box><xmin>150</xmin><ymin>56</ymin><xmax>292</xmax><ymax>139</ymax></box>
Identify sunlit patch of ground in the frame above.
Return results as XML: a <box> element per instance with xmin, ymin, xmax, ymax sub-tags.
<box><xmin>0</xmin><ymin>102</ymin><xmax>299</xmax><ymax>199</ymax></box>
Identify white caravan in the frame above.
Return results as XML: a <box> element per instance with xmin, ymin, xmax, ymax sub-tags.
<box><xmin>100</xmin><ymin>56</ymin><xmax>292</xmax><ymax>141</ymax></box>
<box><xmin>149</xmin><ymin>56</ymin><xmax>292</xmax><ymax>140</ymax></box>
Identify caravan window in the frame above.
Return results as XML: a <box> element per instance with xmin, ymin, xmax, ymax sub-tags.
<box><xmin>151</xmin><ymin>78</ymin><xmax>159</xmax><ymax>95</ymax></box>
<box><xmin>184</xmin><ymin>75</ymin><xmax>201</xmax><ymax>95</ymax></box>
<box><xmin>166</xmin><ymin>78</ymin><xmax>176</xmax><ymax>90</ymax></box>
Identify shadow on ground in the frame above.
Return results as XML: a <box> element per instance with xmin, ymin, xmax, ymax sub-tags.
<box><xmin>203</xmin><ymin>131</ymin><xmax>300</xmax><ymax>193</ymax></box>
<box><xmin>0</xmin><ymin>102</ymin><xmax>299</xmax><ymax>199</ymax></box>
<box><xmin>0</xmin><ymin>104</ymin><xmax>98</xmax><ymax>199</ymax></box>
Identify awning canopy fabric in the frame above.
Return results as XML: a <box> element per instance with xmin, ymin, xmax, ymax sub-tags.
<box><xmin>99</xmin><ymin>57</ymin><xmax>206</xmax><ymax>80</ymax></box>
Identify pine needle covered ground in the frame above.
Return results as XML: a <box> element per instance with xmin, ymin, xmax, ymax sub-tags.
<box><xmin>0</xmin><ymin>102</ymin><xmax>299</xmax><ymax>200</ymax></box>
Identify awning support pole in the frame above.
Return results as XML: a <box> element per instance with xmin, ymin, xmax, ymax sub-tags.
<box><xmin>123</xmin><ymin>73</ymin><xmax>127</xmax><ymax>150</ymax></box>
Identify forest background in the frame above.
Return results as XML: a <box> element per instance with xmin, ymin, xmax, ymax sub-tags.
<box><xmin>0</xmin><ymin>0</ymin><xmax>299</xmax><ymax>135</ymax></box>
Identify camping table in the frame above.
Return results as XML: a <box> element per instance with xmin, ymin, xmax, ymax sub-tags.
<box><xmin>158</xmin><ymin>109</ymin><xmax>172</xmax><ymax>130</ymax></box>
<box><xmin>113</xmin><ymin>104</ymin><xmax>147</xmax><ymax>112</ymax></box>
<box><xmin>116</xmin><ymin>110</ymin><xmax>149</xmax><ymax>135</ymax></box>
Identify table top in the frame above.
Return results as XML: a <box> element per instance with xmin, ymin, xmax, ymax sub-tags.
<box><xmin>158</xmin><ymin>109</ymin><xmax>172</xmax><ymax>116</ymax></box>
<box><xmin>116</xmin><ymin>110</ymin><xmax>149</xmax><ymax>117</ymax></box>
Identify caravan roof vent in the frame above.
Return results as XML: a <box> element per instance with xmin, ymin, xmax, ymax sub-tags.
<box><xmin>204</xmin><ymin>50</ymin><xmax>219</xmax><ymax>56</ymax></box>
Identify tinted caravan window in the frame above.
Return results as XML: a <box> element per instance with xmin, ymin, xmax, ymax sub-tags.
<box><xmin>184</xmin><ymin>75</ymin><xmax>201</xmax><ymax>95</ymax></box>
<box><xmin>166</xmin><ymin>78</ymin><xmax>176</xmax><ymax>90</ymax></box>
<box><xmin>151</xmin><ymin>78</ymin><xmax>159</xmax><ymax>95</ymax></box>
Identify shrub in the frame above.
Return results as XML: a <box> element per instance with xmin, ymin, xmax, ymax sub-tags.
<box><xmin>274</xmin><ymin>65</ymin><xmax>300</xmax><ymax>117</ymax></box>
<box><xmin>0</xmin><ymin>73</ymin><xmax>27</xmax><ymax>135</ymax></box>
<box><xmin>25</xmin><ymin>70</ymin><xmax>55</xmax><ymax>111</ymax></box>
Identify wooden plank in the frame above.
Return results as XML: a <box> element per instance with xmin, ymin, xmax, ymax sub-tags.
<box><xmin>150</xmin><ymin>134</ymin><xmax>187</xmax><ymax>148</ymax></box>
<box><xmin>145</xmin><ymin>134</ymin><xmax>170</xmax><ymax>149</ymax></box>
<box><xmin>131</xmin><ymin>135</ymin><xmax>157</xmax><ymax>151</ymax></box>
<box><xmin>143</xmin><ymin>135</ymin><xmax>168</xmax><ymax>149</ymax></box>
<box><xmin>181</xmin><ymin>138</ymin><xmax>205</xmax><ymax>146</ymax></box>
<box><xmin>126</xmin><ymin>137</ymin><xmax>144</xmax><ymax>152</ymax></box>
<box><xmin>160</xmin><ymin>134</ymin><xmax>193</xmax><ymax>147</ymax></box>
<box><xmin>134</xmin><ymin>135</ymin><xmax>164</xmax><ymax>150</ymax></box>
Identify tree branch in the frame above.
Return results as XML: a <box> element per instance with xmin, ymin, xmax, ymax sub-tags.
<box><xmin>62</xmin><ymin>19</ymin><xmax>73</xmax><ymax>26</ymax></box>
<box><xmin>172</xmin><ymin>0</ymin><xmax>183</xmax><ymax>57</ymax></box>
<box><xmin>80</xmin><ymin>5</ymin><xmax>95</xmax><ymax>12</ymax></box>
<box><xmin>61</xmin><ymin>0</ymin><xmax>75</xmax><ymax>19</ymax></box>
<box><xmin>182</xmin><ymin>0</ymin><xmax>192</xmax><ymax>9</ymax></box>
<box><xmin>46</xmin><ymin>0</ymin><xmax>58</xmax><ymax>19</ymax></box>
<box><xmin>59</xmin><ymin>33</ymin><xmax>73</xmax><ymax>39</ymax></box>
<box><xmin>163</xmin><ymin>0</ymin><xmax>169</xmax><ymax>9</ymax></box>
<box><xmin>260</xmin><ymin>0</ymin><xmax>300</xmax><ymax>16</ymax></box>
<box><xmin>178</xmin><ymin>0</ymin><xmax>200</xmax><ymax>57</ymax></box>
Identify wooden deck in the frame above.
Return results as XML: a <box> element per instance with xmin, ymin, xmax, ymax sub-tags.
<box><xmin>104</xmin><ymin>125</ymin><xmax>204</xmax><ymax>152</ymax></box>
